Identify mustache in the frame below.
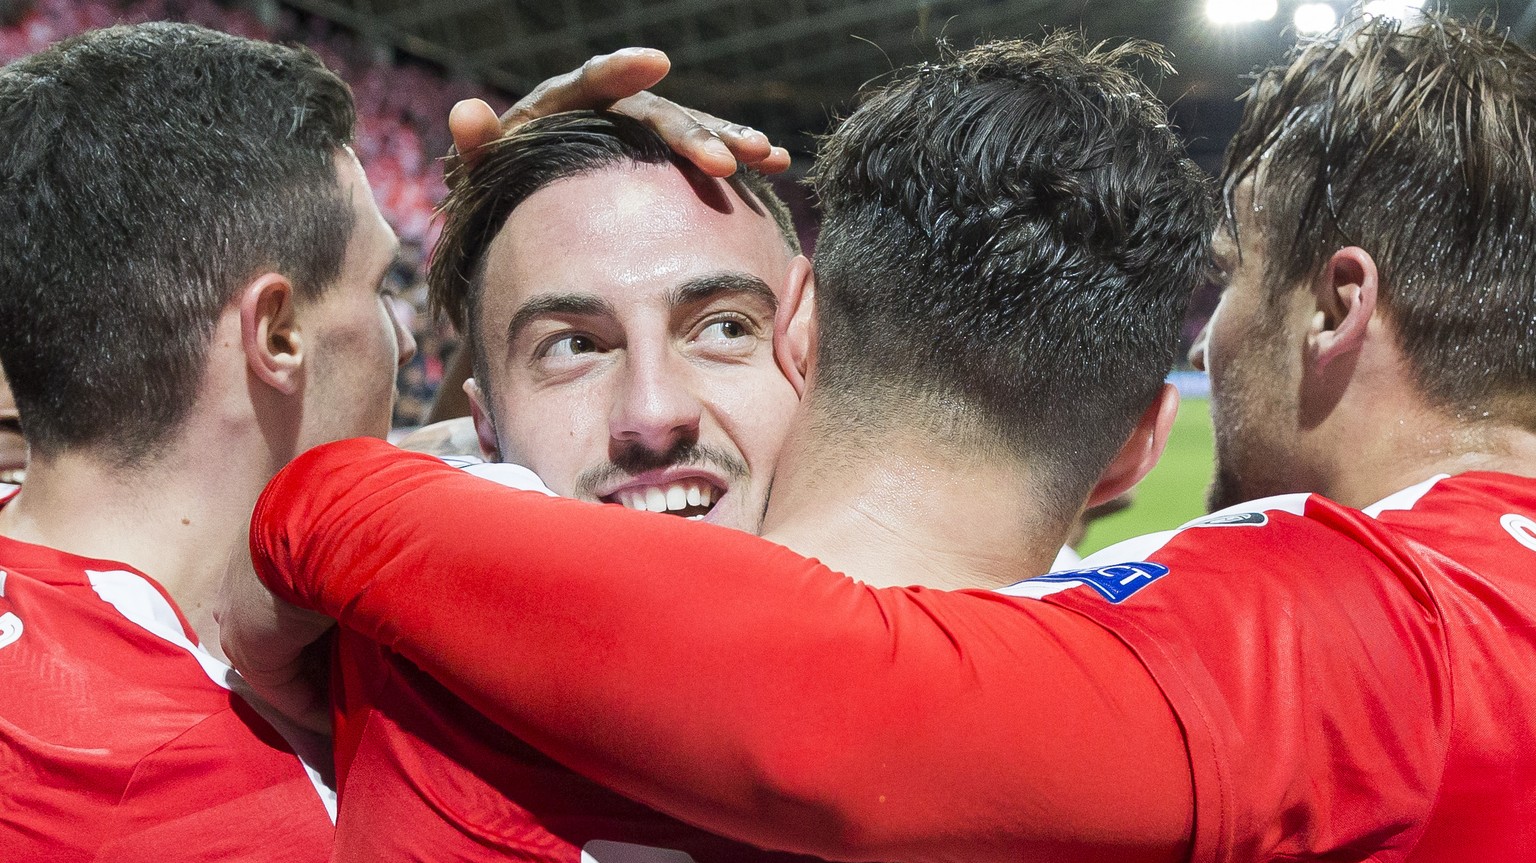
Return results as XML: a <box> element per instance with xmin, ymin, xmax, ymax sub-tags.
<box><xmin>573</xmin><ymin>440</ymin><xmax>749</xmax><ymax>500</ymax></box>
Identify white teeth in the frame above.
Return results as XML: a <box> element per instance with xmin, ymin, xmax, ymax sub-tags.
<box><xmin>611</xmin><ymin>481</ymin><xmax>719</xmax><ymax>514</ymax></box>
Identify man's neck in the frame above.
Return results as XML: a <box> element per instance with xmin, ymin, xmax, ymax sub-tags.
<box><xmin>1324</xmin><ymin>406</ymin><xmax>1536</xmax><ymax>509</ymax></box>
<box><xmin>0</xmin><ymin>437</ymin><xmax>273</xmax><ymax>657</ymax></box>
<box><xmin>760</xmin><ymin>416</ymin><xmax>1066</xmax><ymax>591</ymax></box>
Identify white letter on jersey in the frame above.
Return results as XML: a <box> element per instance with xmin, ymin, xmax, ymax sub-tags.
<box><xmin>0</xmin><ymin>612</ymin><xmax>21</xmax><ymax>650</ymax></box>
<box><xmin>1501</xmin><ymin>514</ymin><xmax>1536</xmax><ymax>552</ymax></box>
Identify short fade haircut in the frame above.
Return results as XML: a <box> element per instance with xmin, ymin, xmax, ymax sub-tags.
<box><xmin>1225</xmin><ymin>13</ymin><xmax>1536</xmax><ymax>423</ymax></box>
<box><xmin>430</xmin><ymin>110</ymin><xmax>799</xmax><ymax>389</ymax></box>
<box><xmin>809</xmin><ymin>35</ymin><xmax>1214</xmax><ymax>512</ymax></box>
<box><xmin>0</xmin><ymin>22</ymin><xmax>356</xmax><ymax>462</ymax></box>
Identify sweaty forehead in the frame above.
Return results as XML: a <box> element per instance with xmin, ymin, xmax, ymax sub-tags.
<box><xmin>480</xmin><ymin>162</ymin><xmax>792</xmax><ymax>312</ymax></box>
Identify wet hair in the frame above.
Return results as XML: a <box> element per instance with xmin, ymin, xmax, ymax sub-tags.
<box><xmin>0</xmin><ymin>22</ymin><xmax>356</xmax><ymax>462</ymax></box>
<box><xmin>808</xmin><ymin>34</ymin><xmax>1215</xmax><ymax>512</ymax></box>
<box><xmin>1224</xmin><ymin>13</ymin><xmax>1536</xmax><ymax>422</ymax></box>
<box><xmin>430</xmin><ymin>109</ymin><xmax>798</xmax><ymax>388</ymax></box>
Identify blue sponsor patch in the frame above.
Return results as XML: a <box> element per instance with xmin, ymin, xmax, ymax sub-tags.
<box><xmin>1026</xmin><ymin>561</ymin><xmax>1169</xmax><ymax>603</ymax></box>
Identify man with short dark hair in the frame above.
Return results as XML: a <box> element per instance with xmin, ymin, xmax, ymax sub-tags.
<box><xmin>326</xmin><ymin>110</ymin><xmax>818</xmax><ymax>862</ymax></box>
<box><xmin>432</xmin><ymin>110</ymin><xmax>805</xmax><ymax>532</ymax></box>
<box><xmin>235</xmin><ymin>14</ymin><xmax>1536</xmax><ymax>862</ymax></box>
<box><xmin>1196</xmin><ymin>13</ymin><xmax>1536</xmax><ymax>514</ymax></box>
<box><xmin>0</xmin><ymin>21</ymin><xmax>412</xmax><ymax>858</ymax></box>
<box><xmin>227</xmin><ymin>34</ymin><xmax>1213</xmax><ymax>863</ymax></box>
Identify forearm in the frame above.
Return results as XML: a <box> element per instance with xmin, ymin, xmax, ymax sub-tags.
<box><xmin>252</xmin><ymin>438</ymin><xmax>1191</xmax><ymax>862</ymax></box>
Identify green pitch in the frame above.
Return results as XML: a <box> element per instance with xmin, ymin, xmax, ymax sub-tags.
<box><xmin>1078</xmin><ymin>397</ymin><xmax>1217</xmax><ymax>556</ymax></box>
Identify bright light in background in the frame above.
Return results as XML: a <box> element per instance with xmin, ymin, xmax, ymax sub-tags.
<box><xmin>1361</xmin><ymin>0</ymin><xmax>1426</xmax><ymax>22</ymax></box>
<box><xmin>1205</xmin><ymin>0</ymin><xmax>1279</xmax><ymax>25</ymax></box>
<box><xmin>1293</xmin><ymin>2</ymin><xmax>1339</xmax><ymax>33</ymax></box>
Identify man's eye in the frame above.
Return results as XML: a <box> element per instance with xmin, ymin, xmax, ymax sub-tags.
<box><xmin>542</xmin><ymin>335</ymin><xmax>599</xmax><ymax>358</ymax></box>
<box><xmin>699</xmin><ymin>319</ymin><xmax>751</xmax><ymax>341</ymax></box>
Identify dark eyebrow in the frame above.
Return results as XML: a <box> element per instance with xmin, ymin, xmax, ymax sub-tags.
<box><xmin>506</xmin><ymin>293</ymin><xmax>617</xmax><ymax>347</ymax></box>
<box><xmin>668</xmin><ymin>272</ymin><xmax>778</xmax><ymax>315</ymax></box>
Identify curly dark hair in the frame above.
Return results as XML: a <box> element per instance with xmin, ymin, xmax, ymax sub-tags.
<box><xmin>808</xmin><ymin>34</ymin><xmax>1215</xmax><ymax>509</ymax></box>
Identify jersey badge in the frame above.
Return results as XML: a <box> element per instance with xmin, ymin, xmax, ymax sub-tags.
<box><xmin>1191</xmin><ymin>511</ymin><xmax>1268</xmax><ymax>528</ymax></box>
<box><xmin>1019</xmin><ymin>561</ymin><xmax>1169</xmax><ymax>603</ymax></box>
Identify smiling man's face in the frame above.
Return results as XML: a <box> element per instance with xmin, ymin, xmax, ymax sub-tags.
<box><xmin>467</xmin><ymin>162</ymin><xmax>800</xmax><ymax>531</ymax></box>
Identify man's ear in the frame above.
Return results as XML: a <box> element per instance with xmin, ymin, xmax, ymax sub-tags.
<box><xmin>1086</xmin><ymin>383</ymin><xmax>1178</xmax><ymax>509</ymax></box>
<box><xmin>773</xmin><ymin>255</ymin><xmax>816</xmax><ymax>397</ymax></box>
<box><xmin>464</xmin><ymin>377</ymin><xmax>502</xmax><ymax>462</ymax></box>
<box><xmin>240</xmin><ymin>273</ymin><xmax>303</xmax><ymax>395</ymax></box>
<box><xmin>1308</xmin><ymin>246</ymin><xmax>1378</xmax><ymax>373</ymax></box>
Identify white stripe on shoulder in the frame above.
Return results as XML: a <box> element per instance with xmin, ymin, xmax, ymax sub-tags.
<box><xmin>1201</xmin><ymin>491</ymin><xmax>1312</xmax><ymax>521</ymax></box>
<box><xmin>1362</xmin><ymin>474</ymin><xmax>1449</xmax><ymax>518</ymax></box>
<box><xmin>1071</xmin><ymin>492</ymin><xmax>1313</xmax><ymax>570</ymax></box>
<box><xmin>450</xmin><ymin>458</ymin><xmax>559</xmax><ymax>497</ymax></box>
<box><xmin>86</xmin><ymin>570</ymin><xmax>338</xmax><ymax>822</ymax></box>
<box><xmin>1073</xmin><ymin>529</ymin><xmax>1182</xmax><ymax>571</ymax></box>
<box><xmin>87</xmin><ymin>570</ymin><xmax>236</xmax><ymax>689</ymax></box>
<box><xmin>1049</xmin><ymin>545</ymin><xmax>1083</xmax><ymax>571</ymax></box>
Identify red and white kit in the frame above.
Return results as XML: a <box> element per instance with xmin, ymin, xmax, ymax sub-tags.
<box><xmin>254</xmin><ymin>439</ymin><xmax>1536</xmax><ymax>862</ymax></box>
<box><xmin>0</xmin><ymin>491</ymin><xmax>335</xmax><ymax>862</ymax></box>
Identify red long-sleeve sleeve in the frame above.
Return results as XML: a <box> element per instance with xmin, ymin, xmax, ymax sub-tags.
<box><xmin>251</xmin><ymin>437</ymin><xmax>1193</xmax><ymax>863</ymax></box>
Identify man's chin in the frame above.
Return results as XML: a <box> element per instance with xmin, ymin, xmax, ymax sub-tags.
<box><xmin>1205</xmin><ymin>466</ymin><xmax>1250</xmax><ymax>514</ymax></box>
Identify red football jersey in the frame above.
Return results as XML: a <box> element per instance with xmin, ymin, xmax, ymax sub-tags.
<box><xmin>253</xmin><ymin>439</ymin><xmax>1536</xmax><ymax>862</ymax></box>
<box><xmin>1010</xmin><ymin>472</ymin><xmax>1536</xmax><ymax>861</ymax></box>
<box><xmin>0</xmin><ymin>498</ymin><xmax>335</xmax><ymax>862</ymax></box>
<box><xmin>331</xmin><ymin>635</ymin><xmax>828</xmax><ymax>863</ymax></box>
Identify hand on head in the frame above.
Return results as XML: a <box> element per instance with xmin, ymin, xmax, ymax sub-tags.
<box><xmin>447</xmin><ymin>48</ymin><xmax>790</xmax><ymax>179</ymax></box>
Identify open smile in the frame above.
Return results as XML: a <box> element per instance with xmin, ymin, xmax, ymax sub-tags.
<box><xmin>600</xmin><ymin>476</ymin><xmax>727</xmax><ymax>520</ymax></box>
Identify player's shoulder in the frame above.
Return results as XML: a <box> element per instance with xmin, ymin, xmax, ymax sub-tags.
<box><xmin>1002</xmin><ymin>481</ymin><xmax>1446</xmax><ymax>606</ymax></box>
<box><xmin>0</xmin><ymin>534</ymin><xmax>118</xmax><ymax>594</ymax></box>
<box><xmin>1373</xmin><ymin>470</ymin><xmax>1536</xmax><ymax>533</ymax></box>
<box><xmin>1023</xmin><ymin>492</ymin><xmax>1320</xmax><ymax>591</ymax></box>
<box><xmin>0</xmin><ymin>536</ymin><xmax>216</xmax><ymax>680</ymax></box>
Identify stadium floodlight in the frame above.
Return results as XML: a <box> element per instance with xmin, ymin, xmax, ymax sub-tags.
<box><xmin>1294</xmin><ymin>2</ymin><xmax>1339</xmax><ymax>34</ymax></box>
<box><xmin>1360</xmin><ymin>0</ymin><xmax>1426</xmax><ymax>21</ymax></box>
<box><xmin>1205</xmin><ymin>0</ymin><xmax>1279</xmax><ymax>25</ymax></box>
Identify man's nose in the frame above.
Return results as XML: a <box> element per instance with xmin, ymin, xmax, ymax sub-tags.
<box><xmin>610</xmin><ymin>351</ymin><xmax>702</xmax><ymax>453</ymax></box>
<box><xmin>1188</xmin><ymin>321</ymin><xmax>1209</xmax><ymax>372</ymax></box>
<box><xmin>392</xmin><ymin>303</ymin><xmax>418</xmax><ymax>368</ymax></box>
